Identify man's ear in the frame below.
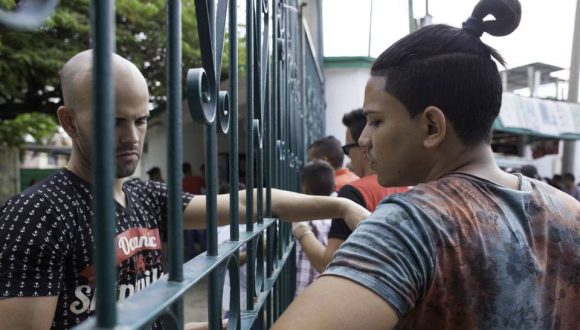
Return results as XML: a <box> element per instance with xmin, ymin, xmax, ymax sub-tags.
<box><xmin>420</xmin><ymin>106</ymin><xmax>446</xmax><ymax>149</ymax></box>
<box><xmin>57</xmin><ymin>106</ymin><xmax>78</xmax><ymax>138</ymax></box>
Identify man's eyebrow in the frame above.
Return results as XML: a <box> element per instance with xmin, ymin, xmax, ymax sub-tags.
<box><xmin>115</xmin><ymin>115</ymin><xmax>150</xmax><ymax>121</ymax></box>
<box><xmin>362</xmin><ymin>109</ymin><xmax>380</xmax><ymax>116</ymax></box>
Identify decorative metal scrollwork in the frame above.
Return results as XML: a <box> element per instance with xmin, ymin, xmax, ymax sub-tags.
<box><xmin>187</xmin><ymin>68</ymin><xmax>215</xmax><ymax>124</ymax></box>
<box><xmin>218</xmin><ymin>91</ymin><xmax>230</xmax><ymax>134</ymax></box>
<box><xmin>188</xmin><ymin>0</ymin><xmax>231</xmax><ymax>130</ymax></box>
<box><xmin>225</xmin><ymin>256</ymin><xmax>241</xmax><ymax>329</ymax></box>
<box><xmin>253</xmin><ymin>233</ymin><xmax>265</xmax><ymax>295</ymax></box>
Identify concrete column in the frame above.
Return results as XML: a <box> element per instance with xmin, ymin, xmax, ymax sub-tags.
<box><xmin>527</xmin><ymin>66</ymin><xmax>536</xmax><ymax>96</ymax></box>
<box><xmin>563</xmin><ymin>0</ymin><xmax>580</xmax><ymax>174</ymax></box>
<box><xmin>533</xmin><ymin>71</ymin><xmax>541</xmax><ymax>97</ymax></box>
<box><xmin>501</xmin><ymin>71</ymin><xmax>508</xmax><ymax>91</ymax></box>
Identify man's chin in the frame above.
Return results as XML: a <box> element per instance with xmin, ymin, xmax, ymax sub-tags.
<box><xmin>116</xmin><ymin>163</ymin><xmax>138</xmax><ymax>178</ymax></box>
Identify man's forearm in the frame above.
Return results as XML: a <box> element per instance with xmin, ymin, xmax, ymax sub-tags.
<box><xmin>184</xmin><ymin>188</ymin><xmax>369</xmax><ymax>229</ymax></box>
<box><xmin>269</xmin><ymin>189</ymin><xmax>365</xmax><ymax>223</ymax></box>
<box><xmin>239</xmin><ymin>188</ymin><xmax>351</xmax><ymax>222</ymax></box>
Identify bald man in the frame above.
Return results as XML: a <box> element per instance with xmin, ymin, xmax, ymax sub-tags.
<box><xmin>0</xmin><ymin>50</ymin><xmax>369</xmax><ymax>329</ymax></box>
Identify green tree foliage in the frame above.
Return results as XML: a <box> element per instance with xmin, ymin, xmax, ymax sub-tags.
<box><xmin>0</xmin><ymin>113</ymin><xmax>59</xmax><ymax>147</ymax></box>
<box><xmin>0</xmin><ymin>0</ymin><xmax>215</xmax><ymax>118</ymax></box>
<box><xmin>0</xmin><ymin>0</ymin><xmax>244</xmax><ymax>148</ymax></box>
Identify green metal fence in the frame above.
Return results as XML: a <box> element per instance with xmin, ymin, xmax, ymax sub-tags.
<box><xmin>0</xmin><ymin>0</ymin><xmax>325</xmax><ymax>329</ymax></box>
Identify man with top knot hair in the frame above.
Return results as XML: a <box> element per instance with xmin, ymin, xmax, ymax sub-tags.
<box><xmin>275</xmin><ymin>0</ymin><xmax>580</xmax><ymax>329</ymax></box>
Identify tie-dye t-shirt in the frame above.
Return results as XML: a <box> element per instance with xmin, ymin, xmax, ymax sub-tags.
<box><xmin>324</xmin><ymin>173</ymin><xmax>580</xmax><ymax>329</ymax></box>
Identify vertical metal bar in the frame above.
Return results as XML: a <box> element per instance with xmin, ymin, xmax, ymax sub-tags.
<box><xmin>205</xmin><ymin>0</ymin><xmax>218</xmax><ymax>259</ymax></box>
<box><xmin>204</xmin><ymin>125</ymin><xmax>221</xmax><ymax>329</ymax></box>
<box><xmin>206</xmin><ymin>1</ymin><xmax>222</xmax><ymax>328</ymax></box>
<box><xmin>266</xmin><ymin>291</ymin><xmax>272</xmax><ymax>328</ymax></box>
<box><xmin>265</xmin><ymin>2</ymin><xmax>274</xmax><ymax>282</ymax></box>
<box><xmin>246</xmin><ymin>0</ymin><xmax>256</xmax><ymax>312</ymax></box>
<box><xmin>255</xmin><ymin>0</ymin><xmax>263</xmax><ymax>227</ymax></box>
<box><xmin>265</xmin><ymin>1</ymin><xmax>274</xmax><ymax>219</ymax></box>
<box><xmin>91</xmin><ymin>0</ymin><xmax>116</xmax><ymax>326</ymax></box>
<box><xmin>167</xmin><ymin>1</ymin><xmax>184</xmax><ymax>328</ymax></box>
<box><xmin>229</xmin><ymin>0</ymin><xmax>240</xmax><ymax>241</ymax></box>
<box><xmin>278</xmin><ymin>1</ymin><xmax>287</xmax><ymax>265</ymax></box>
<box><xmin>274</xmin><ymin>280</ymin><xmax>280</xmax><ymax>318</ymax></box>
<box><xmin>255</xmin><ymin>10</ymin><xmax>266</xmax><ymax>310</ymax></box>
<box><xmin>283</xmin><ymin>3</ymin><xmax>290</xmax><ymax>194</ymax></box>
<box><xmin>273</xmin><ymin>4</ymin><xmax>283</xmax><ymax>291</ymax></box>
<box><xmin>167</xmin><ymin>0</ymin><xmax>184</xmax><ymax>283</ymax></box>
<box><xmin>265</xmin><ymin>16</ymin><xmax>275</xmax><ymax>304</ymax></box>
<box><xmin>245</xmin><ymin>0</ymin><xmax>255</xmax><ymax>232</ymax></box>
<box><xmin>205</xmin><ymin>122</ymin><xmax>221</xmax><ymax>328</ymax></box>
<box><xmin>315</xmin><ymin>0</ymin><xmax>324</xmax><ymax>66</ymax></box>
<box><xmin>228</xmin><ymin>0</ymin><xmax>242</xmax><ymax>322</ymax></box>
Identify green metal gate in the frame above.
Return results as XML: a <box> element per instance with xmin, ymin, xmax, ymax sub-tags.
<box><xmin>0</xmin><ymin>0</ymin><xmax>325</xmax><ymax>329</ymax></box>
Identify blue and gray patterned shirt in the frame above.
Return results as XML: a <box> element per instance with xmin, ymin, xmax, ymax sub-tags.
<box><xmin>325</xmin><ymin>173</ymin><xmax>580</xmax><ymax>329</ymax></box>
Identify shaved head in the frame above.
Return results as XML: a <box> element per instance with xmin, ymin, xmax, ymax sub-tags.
<box><xmin>60</xmin><ymin>50</ymin><xmax>148</xmax><ymax>111</ymax></box>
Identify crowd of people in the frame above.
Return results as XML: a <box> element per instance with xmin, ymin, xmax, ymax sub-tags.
<box><xmin>515</xmin><ymin>164</ymin><xmax>580</xmax><ymax>200</ymax></box>
<box><xmin>1</xmin><ymin>0</ymin><xmax>580</xmax><ymax>329</ymax></box>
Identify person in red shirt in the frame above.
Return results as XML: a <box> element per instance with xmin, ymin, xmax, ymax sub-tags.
<box><xmin>307</xmin><ymin>136</ymin><xmax>359</xmax><ymax>190</ymax></box>
<box><xmin>182</xmin><ymin>162</ymin><xmax>205</xmax><ymax>194</ymax></box>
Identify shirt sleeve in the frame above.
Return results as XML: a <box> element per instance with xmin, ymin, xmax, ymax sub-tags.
<box><xmin>323</xmin><ymin>200</ymin><xmax>436</xmax><ymax>317</ymax></box>
<box><xmin>140</xmin><ymin>180</ymin><xmax>194</xmax><ymax>241</ymax></box>
<box><xmin>328</xmin><ymin>185</ymin><xmax>366</xmax><ymax>240</ymax></box>
<box><xmin>143</xmin><ymin>180</ymin><xmax>194</xmax><ymax>212</ymax></box>
<box><xmin>0</xmin><ymin>195</ymin><xmax>68</xmax><ymax>297</ymax></box>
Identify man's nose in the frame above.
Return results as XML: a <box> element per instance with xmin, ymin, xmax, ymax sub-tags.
<box><xmin>119</xmin><ymin>124</ymin><xmax>139</xmax><ymax>144</ymax></box>
<box><xmin>358</xmin><ymin>125</ymin><xmax>371</xmax><ymax>148</ymax></box>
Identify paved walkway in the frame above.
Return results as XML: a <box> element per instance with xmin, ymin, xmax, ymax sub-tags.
<box><xmin>184</xmin><ymin>277</ymin><xmax>210</xmax><ymax>323</ymax></box>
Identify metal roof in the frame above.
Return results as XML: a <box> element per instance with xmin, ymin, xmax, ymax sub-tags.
<box><xmin>502</xmin><ymin>62</ymin><xmax>566</xmax><ymax>91</ymax></box>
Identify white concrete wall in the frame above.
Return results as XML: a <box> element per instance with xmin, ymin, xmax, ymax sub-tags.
<box><xmin>140</xmin><ymin>115</ymin><xmax>167</xmax><ymax>180</ymax></box>
<box><xmin>324</xmin><ymin>67</ymin><xmax>370</xmax><ymax>144</ymax></box>
<box><xmin>302</xmin><ymin>0</ymin><xmax>323</xmax><ymax>59</ymax></box>
<box><xmin>140</xmin><ymin>78</ymin><xmax>248</xmax><ymax>182</ymax></box>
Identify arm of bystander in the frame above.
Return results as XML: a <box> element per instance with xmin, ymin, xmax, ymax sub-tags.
<box><xmin>183</xmin><ymin>189</ymin><xmax>370</xmax><ymax>230</ymax></box>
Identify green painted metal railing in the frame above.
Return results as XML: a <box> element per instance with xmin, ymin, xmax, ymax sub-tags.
<box><xmin>0</xmin><ymin>0</ymin><xmax>325</xmax><ymax>329</ymax></box>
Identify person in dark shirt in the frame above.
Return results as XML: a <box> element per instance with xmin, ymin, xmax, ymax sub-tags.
<box><xmin>276</xmin><ymin>1</ymin><xmax>580</xmax><ymax>329</ymax></box>
<box><xmin>0</xmin><ymin>50</ymin><xmax>369</xmax><ymax>329</ymax></box>
<box><xmin>147</xmin><ymin>166</ymin><xmax>164</xmax><ymax>183</ymax></box>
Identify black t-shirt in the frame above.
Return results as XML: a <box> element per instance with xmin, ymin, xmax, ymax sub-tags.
<box><xmin>328</xmin><ymin>185</ymin><xmax>366</xmax><ymax>241</ymax></box>
<box><xmin>0</xmin><ymin>169</ymin><xmax>193</xmax><ymax>329</ymax></box>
